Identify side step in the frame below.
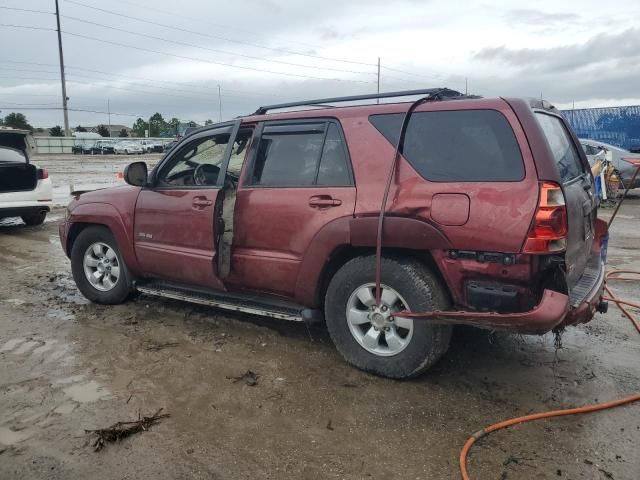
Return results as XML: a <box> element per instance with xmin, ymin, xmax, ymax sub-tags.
<box><xmin>136</xmin><ymin>281</ymin><xmax>304</xmax><ymax>322</ymax></box>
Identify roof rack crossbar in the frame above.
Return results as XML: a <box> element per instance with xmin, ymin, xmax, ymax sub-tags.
<box><xmin>253</xmin><ymin>88</ymin><xmax>463</xmax><ymax>115</ymax></box>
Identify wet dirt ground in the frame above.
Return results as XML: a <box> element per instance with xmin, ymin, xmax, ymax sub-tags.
<box><xmin>1</xmin><ymin>177</ymin><xmax>639</xmax><ymax>478</ymax></box>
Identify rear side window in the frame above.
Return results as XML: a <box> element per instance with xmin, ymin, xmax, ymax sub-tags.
<box><xmin>536</xmin><ymin>113</ymin><xmax>584</xmax><ymax>183</ymax></box>
<box><xmin>249</xmin><ymin>121</ymin><xmax>352</xmax><ymax>187</ymax></box>
<box><xmin>369</xmin><ymin>110</ymin><xmax>525</xmax><ymax>182</ymax></box>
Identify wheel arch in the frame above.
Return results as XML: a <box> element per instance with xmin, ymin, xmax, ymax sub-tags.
<box><xmin>66</xmin><ymin>203</ymin><xmax>141</xmax><ymax>275</ymax></box>
<box><xmin>294</xmin><ymin>215</ymin><xmax>453</xmax><ymax>309</ymax></box>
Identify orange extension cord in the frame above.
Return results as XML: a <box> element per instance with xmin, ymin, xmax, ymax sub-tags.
<box><xmin>459</xmin><ymin>270</ymin><xmax>640</xmax><ymax>480</ymax></box>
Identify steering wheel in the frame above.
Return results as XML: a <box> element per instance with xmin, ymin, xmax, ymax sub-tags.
<box><xmin>193</xmin><ymin>164</ymin><xmax>220</xmax><ymax>185</ymax></box>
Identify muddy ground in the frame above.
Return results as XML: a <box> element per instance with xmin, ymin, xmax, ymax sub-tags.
<box><xmin>0</xmin><ymin>159</ymin><xmax>638</xmax><ymax>479</ymax></box>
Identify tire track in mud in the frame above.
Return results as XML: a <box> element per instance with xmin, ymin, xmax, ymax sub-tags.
<box><xmin>0</xmin><ymin>336</ymin><xmax>111</xmax><ymax>448</ymax></box>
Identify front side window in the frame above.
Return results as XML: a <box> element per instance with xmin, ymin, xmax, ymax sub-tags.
<box><xmin>158</xmin><ymin>127</ymin><xmax>252</xmax><ymax>187</ymax></box>
<box><xmin>536</xmin><ymin>113</ymin><xmax>584</xmax><ymax>183</ymax></box>
<box><xmin>248</xmin><ymin>121</ymin><xmax>352</xmax><ymax>187</ymax></box>
<box><xmin>369</xmin><ymin>109</ymin><xmax>525</xmax><ymax>182</ymax></box>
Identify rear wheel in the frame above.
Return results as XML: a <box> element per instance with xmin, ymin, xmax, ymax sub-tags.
<box><xmin>324</xmin><ymin>255</ymin><xmax>452</xmax><ymax>379</ymax></box>
<box><xmin>21</xmin><ymin>211</ymin><xmax>46</xmax><ymax>226</ymax></box>
<box><xmin>70</xmin><ymin>226</ymin><xmax>132</xmax><ymax>304</ymax></box>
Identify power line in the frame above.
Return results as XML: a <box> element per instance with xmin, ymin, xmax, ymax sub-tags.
<box><xmin>0</xmin><ymin>24</ymin><xmax>56</xmax><ymax>32</ymax></box>
<box><xmin>0</xmin><ymin>106</ymin><xmax>140</xmax><ymax>117</ymax></box>
<box><xmin>61</xmin><ymin>30</ymin><xmax>374</xmax><ymax>83</ymax></box>
<box><xmin>63</xmin><ymin>0</ymin><xmax>378</xmax><ymax>68</ymax></box>
<box><xmin>0</xmin><ymin>6</ymin><xmax>54</xmax><ymax>15</ymax></box>
<box><xmin>60</xmin><ymin>14</ymin><xmax>376</xmax><ymax>76</ymax></box>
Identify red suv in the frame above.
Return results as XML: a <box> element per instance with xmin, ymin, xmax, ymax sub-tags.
<box><xmin>59</xmin><ymin>89</ymin><xmax>608</xmax><ymax>379</ymax></box>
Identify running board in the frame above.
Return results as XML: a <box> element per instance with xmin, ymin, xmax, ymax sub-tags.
<box><xmin>136</xmin><ymin>282</ymin><xmax>304</xmax><ymax>322</ymax></box>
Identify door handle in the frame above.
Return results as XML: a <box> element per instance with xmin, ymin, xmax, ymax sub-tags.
<box><xmin>308</xmin><ymin>195</ymin><xmax>342</xmax><ymax>208</ymax></box>
<box><xmin>192</xmin><ymin>197</ymin><xmax>213</xmax><ymax>208</ymax></box>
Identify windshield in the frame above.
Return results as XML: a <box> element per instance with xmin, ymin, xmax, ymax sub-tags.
<box><xmin>0</xmin><ymin>146</ymin><xmax>27</xmax><ymax>163</ymax></box>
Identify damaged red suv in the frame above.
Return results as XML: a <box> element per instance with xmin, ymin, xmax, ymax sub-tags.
<box><xmin>59</xmin><ymin>89</ymin><xmax>608</xmax><ymax>379</ymax></box>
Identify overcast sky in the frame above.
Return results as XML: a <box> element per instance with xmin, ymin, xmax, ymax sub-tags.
<box><xmin>1</xmin><ymin>0</ymin><xmax>639</xmax><ymax>128</ymax></box>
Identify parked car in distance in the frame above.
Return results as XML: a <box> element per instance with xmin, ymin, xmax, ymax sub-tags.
<box><xmin>138</xmin><ymin>140</ymin><xmax>164</xmax><ymax>153</ymax></box>
<box><xmin>163</xmin><ymin>139</ymin><xmax>178</xmax><ymax>152</ymax></box>
<box><xmin>580</xmin><ymin>138</ymin><xmax>640</xmax><ymax>188</ymax></box>
<box><xmin>59</xmin><ymin>90</ymin><xmax>608</xmax><ymax>379</ymax></box>
<box><xmin>71</xmin><ymin>143</ymin><xmax>93</xmax><ymax>155</ymax></box>
<box><xmin>91</xmin><ymin>140</ymin><xmax>116</xmax><ymax>155</ymax></box>
<box><xmin>114</xmin><ymin>141</ymin><xmax>144</xmax><ymax>155</ymax></box>
<box><xmin>0</xmin><ymin>127</ymin><xmax>52</xmax><ymax>225</ymax></box>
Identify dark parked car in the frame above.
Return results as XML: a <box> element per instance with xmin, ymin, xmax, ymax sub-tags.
<box><xmin>59</xmin><ymin>89</ymin><xmax>608</xmax><ymax>379</ymax></box>
<box><xmin>71</xmin><ymin>143</ymin><xmax>93</xmax><ymax>155</ymax></box>
<box><xmin>91</xmin><ymin>140</ymin><xmax>116</xmax><ymax>155</ymax></box>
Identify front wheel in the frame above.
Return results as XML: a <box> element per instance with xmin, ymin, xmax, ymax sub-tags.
<box><xmin>70</xmin><ymin>226</ymin><xmax>132</xmax><ymax>304</ymax></box>
<box><xmin>324</xmin><ymin>255</ymin><xmax>452</xmax><ymax>379</ymax></box>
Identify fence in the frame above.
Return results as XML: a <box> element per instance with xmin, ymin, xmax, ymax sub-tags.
<box><xmin>34</xmin><ymin>137</ymin><xmax>170</xmax><ymax>155</ymax></box>
<box><xmin>560</xmin><ymin>106</ymin><xmax>640</xmax><ymax>151</ymax></box>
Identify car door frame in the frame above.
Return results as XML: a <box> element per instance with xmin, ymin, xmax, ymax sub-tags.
<box><xmin>137</xmin><ymin>119</ymin><xmax>242</xmax><ymax>284</ymax></box>
<box><xmin>228</xmin><ymin>116</ymin><xmax>356</xmax><ymax>297</ymax></box>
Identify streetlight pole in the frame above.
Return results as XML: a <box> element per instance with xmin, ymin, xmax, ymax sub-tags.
<box><xmin>376</xmin><ymin>57</ymin><xmax>380</xmax><ymax>104</ymax></box>
<box><xmin>54</xmin><ymin>0</ymin><xmax>70</xmax><ymax>136</ymax></box>
<box><xmin>217</xmin><ymin>85</ymin><xmax>222</xmax><ymax>122</ymax></box>
<box><xmin>107</xmin><ymin>99</ymin><xmax>111</xmax><ymax>137</ymax></box>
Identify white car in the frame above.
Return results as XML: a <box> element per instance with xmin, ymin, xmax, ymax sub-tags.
<box><xmin>580</xmin><ymin>138</ymin><xmax>640</xmax><ymax>189</ymax></box>
<box><xmin>114</xmin><ymin>141</ymin><xmax>144</xmax><ymax>155</ymax></box>
<box><xmin>0</xmin><ymin>128</ymin><xmax>53</xmax><ymax>226</ymax></box>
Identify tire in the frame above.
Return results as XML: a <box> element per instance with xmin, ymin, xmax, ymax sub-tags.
<box><xmin>324</xmin><ymin>255</ymin><xmax>452</xmax><ymax>379</ymax></box>
<box><xmin>21</xmin><ymin>211</ymin><xmax>46</xmax><ymax>226</ymax></box>
<box><xmin>70</xmin><ymin>226</ymin><xmax>132</xmax><ymax>304</ymax></box>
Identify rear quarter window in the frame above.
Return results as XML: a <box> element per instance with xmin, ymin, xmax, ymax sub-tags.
<box><xmin>536</xmin><ymin>113</ymin><xmax>584</xmax><ymax>183</ymax></box>
<box><xmin>369</xmin><ymin>109</ymin><xmax>525</xmax><ymax>182</ymax></box>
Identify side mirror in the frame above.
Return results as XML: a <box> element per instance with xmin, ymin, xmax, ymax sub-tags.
<box><xmin>123</xmin><ymin>161</ymin><xmax>148</xmax><ymax>187</ymax></box>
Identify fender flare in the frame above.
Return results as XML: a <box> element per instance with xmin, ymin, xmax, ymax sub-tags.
<box><xmin>68</xmin><ymin>202</ymin><xmax>141</xmax><ymax>275</ymax></box>
<box><xmin>294</xmin><ymin>215</ymin><xmax>451</xmax><ymax>307</ymax></box>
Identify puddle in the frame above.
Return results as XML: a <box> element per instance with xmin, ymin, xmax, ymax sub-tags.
<box><xmin>64</xmin><ymin>381</ymin><xmax>110</xmax><ymax>403</ymax></box>
<box><xmin>53</xmin><ymin>403</ymin><xmax>78</xmax><ymax>415</ymax></box>
<box><xmin>3</xmin><ymin>298</ymin><xmax>26</xmax><ymax>306</ymax></box>
<box><xmin>0</xmin><ymin>427</ymin><xmax>31</xmax><ymax>445</ymax></box>
<box><xmin>32</xmin><ymin>340</ymin><xmax>57</xmax><ymax>355</ymax></box>
<box><xmin>55</xmin><ymin>374</ymin><xmax>85</xmax><ymax>385</ymax></box>
<box><xmin>46</xmin><ymin>308</ymin><xmax>75</xmax><ymax>322</ymax></box>
<box><xmin>13</xmin><ymin>341</ymin><xmax>42</xmax><ymax>355</ymax></box>
<box><xmin>0</xmin><ymin>338</ymin><xmax>25</xmax><ymax>353</ymax></box>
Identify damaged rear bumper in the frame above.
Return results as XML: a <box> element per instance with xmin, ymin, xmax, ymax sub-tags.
<box><xmin>396</xmin><ymin>289</ymin><xmax>570</xmax><ymax>334</ymax></box>
<box><xmin>396</xmin><ymin>260</ymin><xmax>606</xmax><ymax>334</ymax></box>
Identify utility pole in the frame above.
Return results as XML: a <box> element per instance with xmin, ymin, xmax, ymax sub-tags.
<box><xmin>376</xmin><ymin>57</ymin><xmax>381</xmax><ymax>103</ymax></box>
<box><xmin>217</xmin><ymin>85</ymin><xmax>222</xmax><ymax>122</ymax></box>
<box><xmin>107</xmin><ymin>99</ymin><xmax>111</xmax><ymax>137</ymax></box>
<box><xmin>465</xmin><ymin>77</ymin><xmax>468</xmax><ymax>95</ymax></box>
<box><xmin>54</xmin><ymin>0</ymin><xmax>70</xmax><ymax>136</ymax></box>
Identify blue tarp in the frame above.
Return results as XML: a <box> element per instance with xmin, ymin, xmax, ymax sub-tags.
<box><xmin>560</xmin><ymin>106</ymin><xmax>640</xmax><ymax>151</ymax></box>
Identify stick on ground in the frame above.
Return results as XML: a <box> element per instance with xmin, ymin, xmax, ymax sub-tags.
<box><xmin>85</xmin><ymin>408</ymin><xmax>170</xmax><ymax>451</ymax></box>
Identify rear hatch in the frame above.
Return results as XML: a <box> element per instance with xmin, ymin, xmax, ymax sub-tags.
<box><xmin>535</xmin><ymin>112</ymin><xmax>597</xmax><ymax>291</ymax></box>
<box><xmin>0</xmin><ymin>129</ymin><xmax>38</xmax><ymax>194</ymax></box>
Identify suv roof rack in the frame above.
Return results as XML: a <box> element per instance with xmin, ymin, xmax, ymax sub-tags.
<box><xmin>253</xmin><ymin>88</ymin><xmax>466</xmax><ymax>115</ymax></box>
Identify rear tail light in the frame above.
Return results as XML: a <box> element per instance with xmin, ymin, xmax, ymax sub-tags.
<box><xmin>37</xmin><ymin>168</ymin><xmax>49</xmax><ymax>180</ymax></box>
<box><xmin>523</xmin><ymin>182</ymin><xmax>567</xmax><ymax>253</ymax></box>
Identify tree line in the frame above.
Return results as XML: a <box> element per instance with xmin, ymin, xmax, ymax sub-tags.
<box><xmin>0</xmin><ymin>111</ymin><xmax>213</xmax><ymax>137</ymax></box>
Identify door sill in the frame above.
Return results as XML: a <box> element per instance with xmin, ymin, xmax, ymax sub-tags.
<box><xmin>135</xmin><ymin>280</ymin><xmax>305</xmax><ymax>322</ymax></box>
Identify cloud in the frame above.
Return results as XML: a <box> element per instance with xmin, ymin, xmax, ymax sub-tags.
<box><xmin>475</xmin><ymin>28</ymin><xmax>640</xmax><ymax>73</ymax></box>
<box><xmin>503</xmin><ymin>8</ymin><xmax>580</xmax><ymax>26</ymax></box>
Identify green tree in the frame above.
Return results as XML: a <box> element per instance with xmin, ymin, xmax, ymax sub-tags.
<box><xmin>3</xmin><ymin>112</ymin><xmax>32</xmax><ymax>131</ymax></box>
<box><xmin>205</xmin><ymin>119</ymin><xmax>214</xmax><ymax>125</ymax></box>
<box><xmin>49</xmin><ymin>125</ymin><xmax>64</xmax><ymax>136</ymax></box>
<box><xmin>96</xmin><ymin>124</ymin><xmax>110</xmax><ymax>137</ymax></box>
<box><xmin>149</xmin><ymin>112</ymin><xmax>166</xmax><ymax>137</ymax></box>
<box><xmin>132</xmin><ymin>117</ymin><xmax>148</xmax><ymax>137</ymax></box>
<box><xmin>118</xmin><ymin>128</ymin><xmax>129</xmax><ymax>137</ymax></box>
<box><xmin>75</xmin><ymin>125</ymin><xmax>87</xmax><ymax>132</ymax></box>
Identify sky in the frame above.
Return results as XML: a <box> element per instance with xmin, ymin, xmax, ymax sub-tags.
<box><xmin>1</xmin><ymin>0</ymin><xmax>639</xmax><ymax>129</ymax></box>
